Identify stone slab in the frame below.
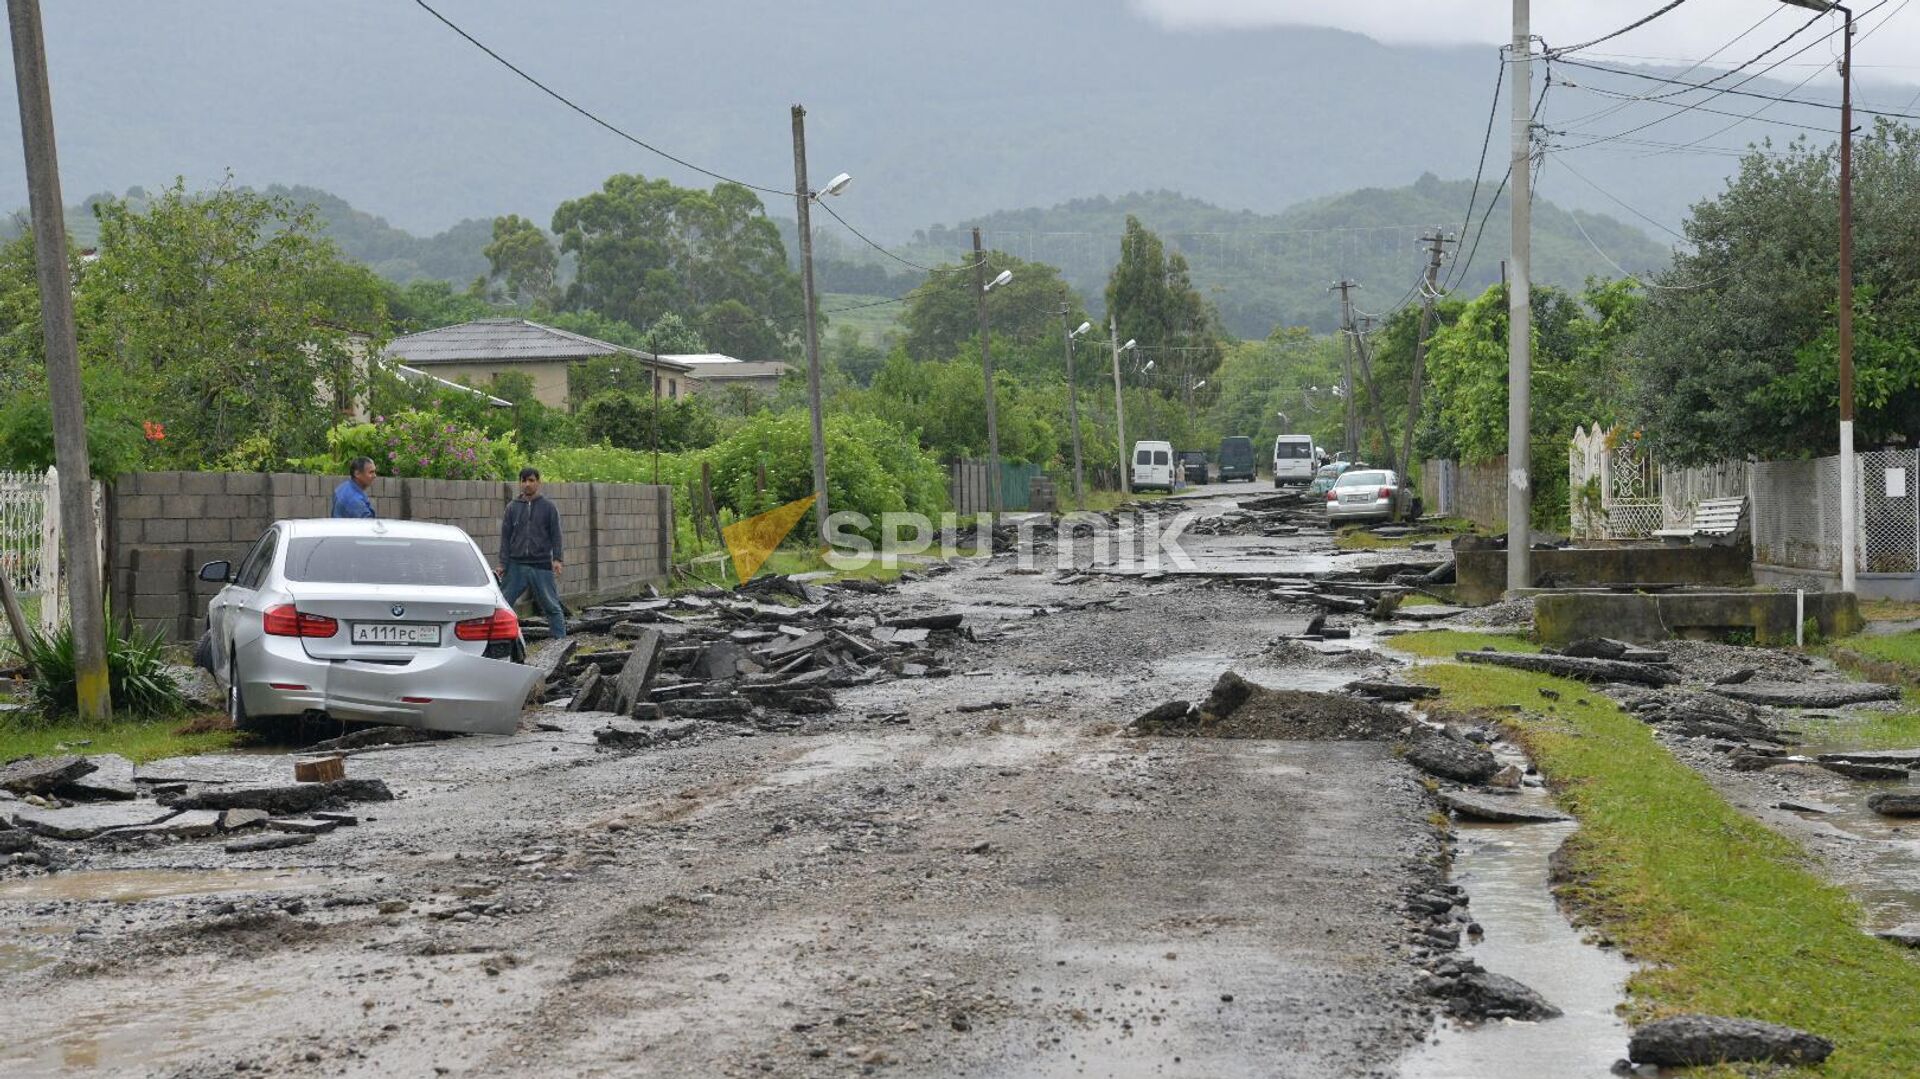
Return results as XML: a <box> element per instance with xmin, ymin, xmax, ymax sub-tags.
<box><xmin>8</xmin><ymin>802</ymin><xmax>180</xmax><ymax>840</ymax></box>
<box><xmin>1438</xmin><ymin>791</ymin><xmax>1572</xmax><ymax>824</ymax></box>
<box><xmin>59</xmin><ymin>754</ymin><xmax>138</xmax><ymax>801</ymax></box>
<box><xmin>109</xmin><ymin>809</ymin><xmax>222</xmax><ymax>840</ymax></box>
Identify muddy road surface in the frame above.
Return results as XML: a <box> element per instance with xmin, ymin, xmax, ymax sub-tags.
<box><xmin>1</xmin><ymin>487</ymin><xmax>1451</xmax><ymax>1078</ymax></box>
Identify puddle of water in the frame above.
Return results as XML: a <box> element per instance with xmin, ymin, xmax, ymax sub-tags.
<box><xmin>0</xmin><ymin>975</ymin><xmax>283</xmax><ymax>1074</ymax></box>
<box><xmin>1751</xmin><ymin>744</ymin><xmax>1920</xmax><ymax>929</ymax></box>
<box><xmin>0</xmin><ymin>868</ymin><xmax>326</xmax><ymax>904</ymax></box>
<box><xmin>1401</xmin><ymin>821</ymin><xmax>1634</xmax><ymax>1079</ymax></box>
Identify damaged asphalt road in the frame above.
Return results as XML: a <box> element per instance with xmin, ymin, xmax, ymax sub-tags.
<box><xmin>0</xmin><ymin>486</ymin><xmax>1457</xmax><ymax>1078</ymax></box>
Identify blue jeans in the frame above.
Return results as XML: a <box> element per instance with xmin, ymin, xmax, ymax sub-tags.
<box><xmin>500</xmin><ymin>562</ymin><xmax>567</xmax><ymax>638</ymax></box>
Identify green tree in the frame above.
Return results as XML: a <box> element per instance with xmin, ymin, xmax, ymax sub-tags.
<box><xmin>899</xmin><ymin>251</ymin><xmax>1084</xmax><ymax>363</ymax></box>
<box><xmin>1104</xmin><ymin>216</ymin><xmax>1224</xmax><ymax>403</ymax></box>
<box><xmin>577</xmin><ymin>389</ymin><xmax>720</xmax><ymax>452</ymax></box>
<box><xmin>1631</xmin><ymin>124</ymin><xmax>1920</xmax><ymax>462</ymax></box>
<box><xmin>76</xmin><ymin>180</ymin><xmax>388</xmax><ymax>468</ymax></box>
<box><xmin>479</xmin><ymin>213</ymin><xmax>558</xmax><ymax>307</ymax></box>
<box><xmin>552</xmin><ymin>173</ymin><xmax>802</xmax><ymax>353</ymax></box>
<box><xmin>1423</xmin><ymin>281</ymin><xmax>1635</xmax><ymax>526</ymax></box>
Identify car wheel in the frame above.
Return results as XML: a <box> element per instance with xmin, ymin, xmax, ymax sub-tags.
<box><xmin>226</xmin><ymin>650</ymin><xmax>250</xmax><ymax>729</ymax></box>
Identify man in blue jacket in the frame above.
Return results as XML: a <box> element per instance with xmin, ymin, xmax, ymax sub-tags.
<box><xmin>497</xmin><ymin>467</ymin><xmax>567</xmax><ymax>638</ymax></box>
<box><xmin>331</xmin><ymin>457</ymin><xmax>377</xmax><ymax>518</ymax></box>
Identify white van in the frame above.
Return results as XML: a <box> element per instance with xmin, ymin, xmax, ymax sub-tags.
<box><xmin>1272</xmin><ymin>434</ymin><xmax>1318</xmax><ymax>487</ymax></box>
<box><xmin>1131</xmin><ymin>440</ymin><xmax>1176</xmax><ymax>492</ymax></box>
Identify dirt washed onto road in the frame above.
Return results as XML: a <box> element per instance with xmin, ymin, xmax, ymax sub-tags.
<box><xmin>0</xmin><ymin>496</ymin><xmax>1450</xmax><ymax>1078</ymax></box>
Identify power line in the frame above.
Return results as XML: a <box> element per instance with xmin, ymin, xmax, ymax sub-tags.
<box><xmin>1446</xmin><ymin>57</ymin><xmax>1552</xmax><ymax>293</ymax></box>
<box><xmin>1546</xmin><ymin>0</ymin><xmax>1695</xmax><ymax>59</ymax></box>
<box><xmin>1555</xmin><ymin>53</ymin><xmax>1920</xmax><ymax>123</ymax></box>
<box><xmin>1548</xmin><ymin>9</ymin><xmax>1838</xmax><ymax>151</ymax></box>
<box><xmin>1547</xmin><ymin>160</ymin><xmax>1727</xmax><ymax>290</ymax></box>
<box><xmin>1450</xmin><ymin>53</ymin><xmax>1506</xmax><ymax>291</ymax></box>
<box><xmin>813</xmin><ymin>200</ymin><xmax>984</xmax><ymax>275</ymax></box>
<box><xmin>411</xmin><ymin>0</ymin><xmax>793</xmax><ymax>197</ymax></box>
<box><xmin>1551</xmin><ymin>154</ymin><xmax>1686</xmax><ymax>240</ymax></box>
<box><xmin>1548</xmin><ymin>7</ymin><xmax>1783</xmax><ymax>132</ymax></box>
<box><xmin>1643</xmin><ymin>0</ymin><xmax>1908</xmax><ymax>158</ymax></box>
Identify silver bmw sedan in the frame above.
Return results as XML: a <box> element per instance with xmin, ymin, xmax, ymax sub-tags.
<box><xmin>198</xmin><ymin>519</ymin><xmax>542</xmax><ymax>736</ymax></box>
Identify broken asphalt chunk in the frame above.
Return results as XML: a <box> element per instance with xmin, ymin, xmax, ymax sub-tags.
<box><xmin>1628</xmin><ymin>1015</ymin><xmax>1832</xmax><ymax>1067</ymax></box>
<box><xmin>224</xmin><ymin>832</ymin><xmax>318</xmax><ymax>854</ymax></box>
<box><xmin>168</xmin><ymin>778</ymin><xmax>394</xmax><ymax>815</ymax></box>
<box><xmin>0</xmin><ymin>755</ymin><xmax>96</xmax><ymax>796</ymax></box>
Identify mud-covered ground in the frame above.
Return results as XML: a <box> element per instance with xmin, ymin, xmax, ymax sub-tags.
<box><xmin>0</xmin><ymin>487</ymin><xmax>1458</xmax><ymax>1078</ymax></box>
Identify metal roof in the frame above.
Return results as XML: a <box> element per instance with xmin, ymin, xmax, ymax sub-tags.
<box><xmin>382</xmin><ymin>319</ymin><xmax>691</xmax><ymax>372</ymax></box>
<box><xmin>685</xmin><ymin>361</ymin><xmax>793</xmax><ymax>381</ymax></box>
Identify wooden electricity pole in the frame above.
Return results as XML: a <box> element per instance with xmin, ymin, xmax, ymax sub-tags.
<box><xmin>1400</xmin><ymin>228</ymin><xmax>1452</xmax><ymax>476</ymax></box>
<box><xmin>9</xmin><ymin>0</ymin><xmax>109</xmax><ymax>718</ymax></box>
<box><xmin>1330</xmin><ymin>280</ymin><xmax>1359</xmax><ymax>458</ymax></box>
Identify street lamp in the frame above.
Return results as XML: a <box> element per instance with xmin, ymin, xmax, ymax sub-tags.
<box><xmin>1781</xmin><ymin>0</ymin><xmax>1857</xmax><ymax>591</ymax></box>
<box><xmin>790</xmin><ymin>104</ymin><xmax>848</xmax><ymax>547</ymax></box>
<box><xmin>1110</xmin><ymin>328</ymin><xmax>1137</xmax><ymax>493</ymax></box>
<box><xmin>1062</xmin><ymin>312</ymin><xmax>1093</xmax><ymax>505</ymax></box>
<box><xmin>973</xmin><ymin>236</ymin><xmax>1011</xmax><ymax>519</ymax></box>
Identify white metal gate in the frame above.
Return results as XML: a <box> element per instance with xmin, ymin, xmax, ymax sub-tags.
<box><xmin>0</xmin><ymin>467</ymin><xmax>104</xmax><ymax>643</ymax></box>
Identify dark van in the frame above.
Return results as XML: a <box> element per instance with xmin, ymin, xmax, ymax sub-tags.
<box><xmin>1218</xmin><ymin>436</ymin><xmax>1255</xmax><ymax>483</ymax></box>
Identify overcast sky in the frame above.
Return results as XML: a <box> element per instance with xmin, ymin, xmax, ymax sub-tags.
<box><xmin>1133</xmin><ymin>0</ymin><xmax>1920</xmax><ymax>87</ymax></box>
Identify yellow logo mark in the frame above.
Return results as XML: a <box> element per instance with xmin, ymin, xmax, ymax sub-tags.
<box><xmin>721</xmin><ymin>494</ymin><xmax>817</xmax><ymax>582</ymax></box>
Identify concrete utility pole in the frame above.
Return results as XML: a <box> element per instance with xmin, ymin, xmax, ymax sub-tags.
<box><xmin>1401</xmin><ymin>228</ymin><xmax>1453</xmax><ymax>476</ymax></box>
<box><xmin>1506</xmin><ymin>0</ymin><xmax>1534</xmax><ymax>594</ymax></box>
<box><xmin>790</xmin><ymin>105</ymin><xmax>831</xmax><ymax>546</ymax></box>
<box><xmin>1111</xmin><ymin>316</ymin><xmax>1130</xmax><ymax>494</ymax></box>
<box><xmin>1777</xmin><ymin>0</ymin><xmax>1857</xmax><ymax>592</ymax></box>
<box><xmin>973</xmin><ymin>228</ymin><xmax>1002</xmax><ymax>519</ymax></box>
<box><xmin>9</xmin><ymin>0</ymin><xmax>108</xmax><ymax>719</ymax></box>
<box><xmin>1060</xmin><ymin>306</ymin><xmax>1086</xmax><ymax>507</ymax></box>
<box><xmin>1330</xmin><ymin>280</ymin><xmax>1359</xmax><ymax>458</ymax></box>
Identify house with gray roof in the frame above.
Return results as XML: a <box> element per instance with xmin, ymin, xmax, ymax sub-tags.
<box><xmin>382</xmin><ymin>318</ymin><xmax>694</xmax><ymax>409</ymax></box>
<box><xmin>664</xmin><ymin>353</ymin><xmax>796</xmax><ymax>400</ymax></box>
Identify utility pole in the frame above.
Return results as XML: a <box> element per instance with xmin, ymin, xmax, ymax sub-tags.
<box><xmin>790</xmin><ymin>105</ymin><xmax>831</xmax><ymax>545</ymax></box>
<box><xmin>1401</xmin><ymin>228</ymin><xmax>1452</xmax><ymax>476</ymax></box>
<box><xmin>1330</xmin><ymin>280</ymin><xmax>1359</xmax><ymax>458</ymax></box>
<box><xmin>9</xmin><ymin>0</ymin><xmax>107</xmax><ymax>719</ymax></box>
<box><xmin>1829</xmin><ymin>0</ymin><xmax>1859</xmax><ymax>592</ymax></box>
<box><xmin>973</xmin><ymin>228</ymin><xmax>1002</xmax><ymax>519</ymax></box>
<box><xmin>1061</xmin><ymin>306</ymin><xmax>1086</xmax><ymax>507</ymax></box>
<box><xmin>1111</xmin><ymin>315</ymin><xmax>1129</xmax><ymax>494</ymax></box>
<box><xmin>1351</xmin><ymin>313</ymin><xmax>1394</xmax><ymax>470</ymax></box>
<box><xmin>1507</xmin><ymin>0</ymin><xmax>1534</xmax><ymax>593</ymax></box>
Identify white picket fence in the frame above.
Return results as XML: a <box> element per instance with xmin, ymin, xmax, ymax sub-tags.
<box><xmin>0</xmin><ymin>467</ymin><xmax>104</xmax><ymax>643</ymax></box>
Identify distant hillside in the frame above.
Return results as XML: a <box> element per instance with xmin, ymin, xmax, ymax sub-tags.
<box><xmin>264</xmin><ymin>185</ymin><xmax>492</xmax><ymax>285</ymax></box>
<box><xmin>17</xmin><ymin>178</ymin><xmax>1670</xmax><ymax>340</ymax></box>
<box><xmin>890</xmin><ymin>178</ymin><xmax>1670</xmax><ymax>335</ymax></box>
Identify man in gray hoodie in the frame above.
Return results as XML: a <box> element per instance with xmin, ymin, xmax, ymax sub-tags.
<box><xmin>497</xmin><ymin>467</ymin><xmax>567</xmax><ymax>638</ymax></box>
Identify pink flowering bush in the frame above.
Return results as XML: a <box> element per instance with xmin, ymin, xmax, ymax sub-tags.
<box><xmin>307</xmin><ymin>410</ymin><xmax>520</xmax><ymax>480</ymax></box>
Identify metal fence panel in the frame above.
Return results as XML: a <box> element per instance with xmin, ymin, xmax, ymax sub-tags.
<box><xmin>1858</xmin><ymin>448</ymin><xmax>1919</xmax><ymax>574</ymax></box>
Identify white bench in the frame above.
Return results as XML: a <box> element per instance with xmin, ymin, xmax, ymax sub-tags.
<box><xmin>1652</xmin><ymin>496</ymin><xmax>1747</xmax><ymax>545</ymax></box>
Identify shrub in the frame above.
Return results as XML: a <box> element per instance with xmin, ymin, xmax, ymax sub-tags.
<box><xmin>300</xmin><ymin>411</ymin><xmax>519</xmax><ymax>480</ymax></box>
<box><xmin>20</xmin><ymin>622</ymin><xmax>187</xmax><ymax>722</ymax></box>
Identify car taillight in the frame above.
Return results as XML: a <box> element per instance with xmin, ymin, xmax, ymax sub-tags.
<box><xmin>1326</xmin><ymin>489</ymin><xmax>1338</xmax><ymax>501</ymax></box>
<box><xmin>262</xmin><ymin>604</ymin><xmax>338</xmax><ymax>638</ymax></box>
<box><xmin>1379</xmin><ymin>487</ymin><xmax>1393</xmax><ymax>499</ymax></box>
<box><xmin>456</xmin><ymin>607</ymin><xmax>520</xmax><ymax>642</ymax></box>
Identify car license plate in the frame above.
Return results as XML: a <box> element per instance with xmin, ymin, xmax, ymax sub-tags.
<box><xmin>351</xmin><ymin>622</ymin><xmax>441</xmax><ymax>646</ymax></box>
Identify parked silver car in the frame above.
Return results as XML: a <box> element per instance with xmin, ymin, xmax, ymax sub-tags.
<box><xmin>1324</xmin><ymin>469</ymin><xmax>1419</xmax><ymax>523</ymax></box>
<box><xmin>199</xmin><ymin>519</ymin><xmax>541</xmax><ymax>736</ymax></box>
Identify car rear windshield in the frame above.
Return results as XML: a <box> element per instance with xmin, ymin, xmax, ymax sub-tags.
<box><xmin>283</xmin><ymin>536</ymin><xmax>490</xmax><ymax>587</ymax></box>
<box><xmin>1316</xmin><ymin>465</ymin><xmax>1346</xmax><ymax>478</ymax></box>
<box><xmin>1275</xmin><ymin>441</ymin><xmax>1314</xmax><ymax>458</ymax></box>
<box><xmin>1336</xmin><ymin>471</ymin><xmax>1390</xmax><ymax>487</ymax></box>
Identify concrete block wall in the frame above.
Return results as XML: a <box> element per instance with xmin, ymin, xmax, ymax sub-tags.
<box><xmin>109</xmin><ymin>472</ymin><xmax>673</xmax><ymax>640</ymax></box>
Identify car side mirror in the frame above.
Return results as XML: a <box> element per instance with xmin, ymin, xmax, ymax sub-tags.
<box><xmin>198</xmin><ymin>560</ymin><xmax>233</xmax><ymax>583</ymax></box>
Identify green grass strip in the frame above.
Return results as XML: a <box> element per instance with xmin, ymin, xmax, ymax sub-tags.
<box><xmin>0</xmin><ymin>719</ymin><xmax>238</xmax><ymax>764</ymax></box>
<box><xmin>1388</xmin><ymin>629</ymin><xmax>1539</xmax><ymax>658</ymax></box>
<box><xmin>1408</xmin><ymin>660</ymin><xmax>1920</xmax><ymax>1076</ymax></box>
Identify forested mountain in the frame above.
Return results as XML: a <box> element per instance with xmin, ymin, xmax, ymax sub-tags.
<box><xmin>821</xmin><ymin>178</ymin><xmax>1669</xmax><ymax>335</ymax></box>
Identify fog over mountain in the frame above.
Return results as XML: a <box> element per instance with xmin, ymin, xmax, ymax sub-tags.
<box><xmin>0</xmin><ymin>0</ymin><xmax>1879</xmax><ymax>247</ymax></box>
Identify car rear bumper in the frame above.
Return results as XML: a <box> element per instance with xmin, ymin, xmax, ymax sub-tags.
<box><xmin>238</xmin><ymin>638</ymin><xmax>539</xmax><ymax>735</ymax></box>
<box><xmin>1326</xmin><ymin>499</ymin><xmax>1394</xmax><ymax>522</ymax></box>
